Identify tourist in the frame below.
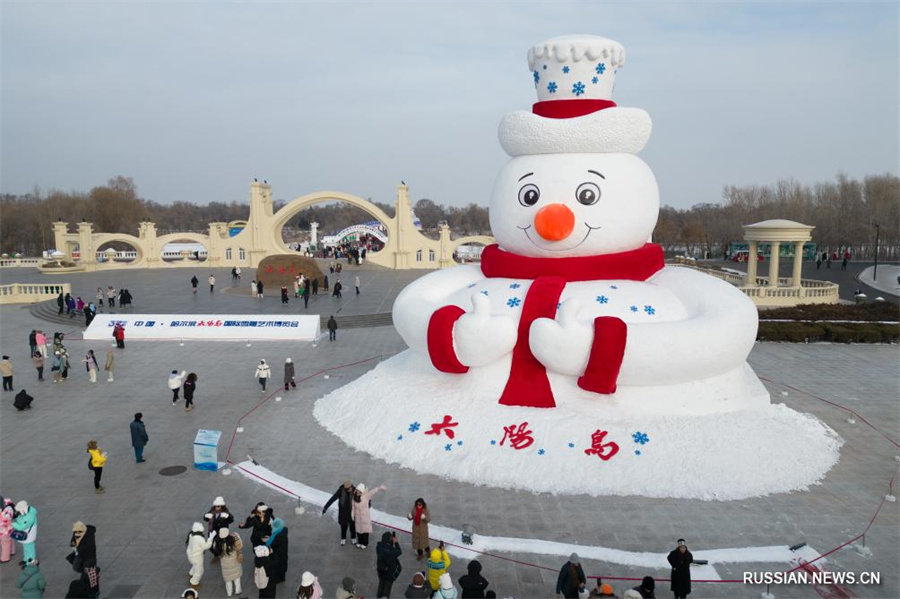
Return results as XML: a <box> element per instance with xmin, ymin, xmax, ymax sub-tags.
<box><xmin>323</xmin><ymin>275</ymin><xmax>329</xmax><ymax>292</ymax></box>
<box><xmin>312</xmin><ymin>277</ymin><xmax>318</xmax><ymax>295</ymax></box>
<box><xmin>355</xmin><ymin>274</ymin><xmax>361</xmax><ymax>295</ymax></box>
<box><xmin>68</xmin><ymin>521</ymin><xmax>97</xmax><ymax>572</ymax></box>
<box><xmin>235</xmin><ymin>266</ymin><xmax>242</xmax><ymax>281</ymax></box>
<box><xmin>169</xmin><ymin>370</ymin><xmax>187</xmax><ymax>404</ymax></box>
<box><xmin>17</xmin><ymin>558</ymin><xmax>46</xmax><ymax>598</ymax></box>
<box><xmin>12</xmin><ymin>501</ymin><xmax>38</xmax><ymax>563</ymax></box>
<box><xmin>130</xmin><ymin>413</ymin><xmax>148</xmax><ymax>463</ymax></box>
<box><xmin>427</xmin><ymin>542</ymin><xmax>451</xmax><ymax>591</ymax></box>
<box><xmin>186</xmin><ymin>522</ymin><xmax>213</xmax><ymax>588</ymax></box>
<box><xmin>327</xmin><ymin>316</ymin><xmax>338</xmax><ymax>341</ymax></box>
<box><xmin>183</xmin><ymin>373</ymin><xmax>198</xmax><ymax>411</ymax></box>
<box><xmin>83</xmin><ymin>350</ymin><xmax>98</xmax><ymax>383</ymax></box>
<box><xmin>407</xmin><ymin>498</ymin><xmax>430</xmax><ymax>561</ymax></box>
<box><xmin>631</xmin><ymin>576</ymin><xmax>656</xmax><ymax>599</ymax></box>
<box><xmin>86</xmin><ymin>440</ymin><xmax>107</xmax><ymax>494</ymax></box>
<box><xmin>667</xmin><ymin>539</ymin><xmax>693</xmax><ymax>599</ymax></box>
<box><xmin>256</xmin><ymin>280</ymin><xmax>264</xmax><ymax>299</ymax></box>
<box><xmin>253</xmin><ymin>545</ymin><xmax>278</xmax><ymax>598</ymax></box>
<box><xmin>112</xmin><ymin>323</ymin><xmax>125</xmax><ymax>348</ymax></box>
<box><xmin>0</xmin><ymin>497</ymin><xmax>17</xmax><ymax>563</ymax></box>
<box><xmin>404</xmin><ymin>572</ymin><xmax>430</xmax><ymax>598</ymax></box>
<box><xmin>375</xmin><ymin>532</ymin><xmax>403</xmax><ymax>598</ymax></box>
<box><xmin>32</xmin><ymin>353</ymin><xmax>44</xmax><ymax>382</ymax></box>
<box><xmin>296</xmin><ymin>571</ymin><xmax>322</xmax><ymax>599</ymax></box>
<box><xmin>458</xmin><ymin>560</ymin><xmax>489</xmax><ymax>598</ymax></box>
<box><xmin>352</xmin><ymin>483</ymin><xmax>386</xmax><ymax>549</ymax></box>
<box><xmin>96</xmin><ymin>287</ymin><xmax>104</xmax><ymax>308</ymax></box>
<box><xmin>66</xmin><ymin>294</ymin><xmax>76</xmax><ymax>317</ymax></box>
<box><xmin>35</xmin><ymin>331</ymin><xmax>47</xmax><ymax>358</ymax></box>
<box><xmin>322</xmin><ymin>481</ymin><xmax>357</xmax><ymax>546</ymax></box>
<box><xmin>212</xmin><ymin>527</ymin><xmax>243</xmax><ymax>597</ymax></box>
<box><xmin>76</xmin><ymin>297</ymin><xmax>85</xmax><ymax>314</ymax></box>
<box><xmin>239</xmin><ymin>502</ymin><xmax>274</xmax><ymax>547</ymax></box>
<box><xmin>181</xmin><ymin>589</ymin><xmax>198</xmax><ymax>599</ymax></box>
<box><xmin>283</xmin><ymin>358</ymin><xmax>296</xmax><ymax>391</ymax></box>
<box><xmin>841</xmin><ymin>256</ymin><xmax>848</xmax><ymax>270</ymax></box>
<box><xmin>84</xmin><ymin>303</ymin><xmax>96</xmax><ymax>327</ymax></box>
<box><xmin>208</xmin><ymin>274</ymin><xmax>216</xmax><ymax>292</ymax></box>
<box><xmin>191</xmin><ymin>275</ymin><xmax>199</xmax><ymax>294</ymax></box>
<box><xmin>29</xmin><ymin>330</ymin><xmax>37</xmax><ymax>358</ymax></box>
<box><xmin>106</xmin><ymin>287</ymin><xmax>116</xmax><ymax>308</ymax></box>
<box><xmin>51</xmin><ymin>351</ymin><xmax>63</xmax><ymax>383</ymax></box>
<box><xmin>121</xmin><ymin>289</ymin><xmax>133</xmax><ymax>308</ymax></box>
<box><xmin>1</xmin><ymin>355</ymin><xmax>13</xmax><ymax>391</ymax></box>
<box><xmin>104</xmin><ymin>348</ymin><xmax>114</xmax><ymax>382</ymax></box>
<box><xmin>329</xmin><ymin>262</ymin><xmax>335</xmax><ymax>274</ymax></box>
<box><xmin>204</xmin><ymin>497</ymin><xmax>234</xmax><ymax>535</ymax></box>
<box><xmin>435</xmin><ymin>573</ymin><xmax>459</xmax><ymax>599</ymax></box>
<box><xmin>281</xmin><ymin>286</ymin><xmax>289</xmax><ymax>304</ymax></box>
<box><xmin>263</xmin><ymin>518</ymin><xmax>288</xmax><ymax>584</ymax></box>
<box><xmin>57</xmin><ymin>293</ymin><xmax>65</xmax><ymax>314</ymax></box>
<box><xmin>251</xmin><ymin>280</ymin><xmax>258</xmax><ymax>298</ymax></box>
<box><xmin>556</xmin><ymin>553</ymin><xmax>586</xmax><ymax>598</ymax></box>
<box><xmin>336</xmin><ymin>578</ymin><xmax>357</xmax><ymax>599</ymax></box>
<box><xmin>66</xmin><ymin>565</ymin><xmax>101</xmax><ymax>599</ymax></box>
<box><xmin>13</xmin><ymin>389</ymin><xmax>33</xmax><ymax>411</ymax></box>
<box><xmin>333</xmin><ymin>280</ymin><xmax>343</xmax><ymax>299</ymax></box>
<box><xmin>254</xmin><ymin>360</ymin><xmax>271</xmax><ymax>392</ymax></box>
<box><xmin>302</xmin><ymin>282</ymin><xmax>310</xmax><ymax>308</ymax></box>
<box><xmin>61</xmin><ymin>349</ymin><xmax>72</xmax><ymax>379</ymax></box>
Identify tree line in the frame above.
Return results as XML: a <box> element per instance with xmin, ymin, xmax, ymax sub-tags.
<box><xmin>1</xmin><ymin>173</ymin><xmax>896</xmax><ymax>258</ymax></box>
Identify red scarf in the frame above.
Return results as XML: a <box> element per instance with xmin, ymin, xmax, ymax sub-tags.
<box><xmin>413</xmin><ymin>505</ymin><xmax>424</xmax><ymax>525</ymax></box>
<box><xmin>480</xmin><ymin>243</ymin><xmax>664</xmax><ymax>282</ymax></box>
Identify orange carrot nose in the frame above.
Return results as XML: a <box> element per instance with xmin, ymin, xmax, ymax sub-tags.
<box><xmin>533</xmin><ymin>203</ymin><xmax>575</xmax><ymax>241</ymax></box>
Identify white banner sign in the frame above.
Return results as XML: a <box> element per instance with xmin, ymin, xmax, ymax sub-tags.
<box><xmin>83</xmin><ymin>314</ymin><xmax>321</xmax><ymax>341</ymax></box>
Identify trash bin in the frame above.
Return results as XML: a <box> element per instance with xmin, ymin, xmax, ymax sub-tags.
<box><xmin>193</xmin><ymin>429</ymin><xmax>222</xmax><ymax>472</ymax></box>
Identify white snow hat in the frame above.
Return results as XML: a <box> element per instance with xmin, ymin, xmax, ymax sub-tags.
<box><xmin>191</xmin><ymin>522</ymin><xmax>204</xmax><ymax>533</ymax></box>
<box><xmin>181</xmin><ymin>589</ymin><xmax>198</xmax><ymax>599</ymax></box>
<box><xmin>439</xmin><ymin>572</ymin><xmax>453</xmax><ymax>589</ymax></box>
<box><xmin>300</xmin><ymin>571</ymin><xmax>316</xmax><ymax>586</ymax></box>
<box><xmin>218</xmin><ymin>528</ymin><xmax>230</xmax><ymax>539</ymax></box>
<box><xmin>257</xmin><ymin>504</ymin><xmax>268</xmax><ymax>512</ymax></box>
<box><xmin>254</xmin><ymin>545</ymin><xmax>270</xmax><ymax>558</ymax></box>
<box><xmin>213</xmin><ymin>496</ymin><xmax>225</xmax><ymax>507</ymax></box>
<box><xmin>356</xmin><ymin>483</ymin><xmax>367</xmax><ymax>494</ymax></box>
<box><xmin>498</xmin><ymin>34</ymin><xmax>651</xmax><ymax>157</ymax></box>
<box><xmin>285</xmin><ymin>357</ymin><xmax>292</xmax><ymax>363</ymax></box>
<box><xmin>15</xmin><ymin>500</ymin><xmax>28</xmax><ymax>514</ymax></box>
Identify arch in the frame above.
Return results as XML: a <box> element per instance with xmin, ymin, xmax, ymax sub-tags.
<box><xmin>94</xmin><ymin>234</ymin><xmax>145</xmax><ymax>266</ymax></box>
<box><xmin>449</xmin><ymin>235</ymin><xmax>495</xmax><ymax>263</ymax></box>
<box><xmin>157</xmin><ymin>233</ymin><xmax>211</xmax><ymax>264</ymax></box>
<box><xmin>324</xmin><ymin>223</ymin><xmax>389</xmax><ymax>246</ymax></box>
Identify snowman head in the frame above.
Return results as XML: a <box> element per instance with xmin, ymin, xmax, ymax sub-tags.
<box><xmin>490</xmin><ymin>153</ymin><xmax>659</xmax><ymax>257</ymax></box>
<box><xmin>492</xmin><ymin>34</ymin><xmax>657</xmax><ymax>258</ymax></box>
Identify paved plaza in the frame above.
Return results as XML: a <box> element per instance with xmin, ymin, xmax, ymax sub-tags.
<box><xmin>0</xmin><ymin>265</ymin><xmax>898</xmax><ymax>598</ymax></box>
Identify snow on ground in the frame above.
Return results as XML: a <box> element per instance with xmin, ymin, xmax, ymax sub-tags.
<box><xmin>858</xmin><ymin>265</ymin><xmax>900</xmax><ymax>297</ymax></box>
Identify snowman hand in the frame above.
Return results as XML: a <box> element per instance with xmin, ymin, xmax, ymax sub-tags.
<box><xmin>529</xmin><ymin>299</ymin><xmax>592</xmax><ymax>376</ymax></box>
<box><xmin>453</xmin><ymin>293</ymin><xmax>517</xmax><ymax>367</ymax></box>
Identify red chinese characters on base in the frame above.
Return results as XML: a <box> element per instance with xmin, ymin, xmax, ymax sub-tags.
<box><xmin>584</xmin><ymin>429</ymin><xmax>619</xmax><ymax>460</ymax></box>
<box><xmin>424</xmin><ymin>415</ymin><xmax>459</xmax><ymax>440</ymax></box>
<box><xmin>500</xmin><ymin>422</ymin><xmax>534</xmax><ymax>450</ymax></box>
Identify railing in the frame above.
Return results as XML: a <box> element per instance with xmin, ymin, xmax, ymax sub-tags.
<box><xmin>0</xmin><ymin>258</ymin><xmax>42</xmax><ymax>268</ymax></box>
<box><xmin>0</xmin><ymin>283</ymin><xmax>72</xmax><ymax>304</ymax></box>
<box><xmin>671</xmin><ymin>264</ymin><xmax>840</xmax><ymax>305</ymax></box>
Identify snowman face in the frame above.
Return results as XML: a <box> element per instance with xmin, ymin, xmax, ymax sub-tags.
<box><xmin>489</xmin><ymin>153</ymin><xmax>659</xmax><ymax>257</ymax></box>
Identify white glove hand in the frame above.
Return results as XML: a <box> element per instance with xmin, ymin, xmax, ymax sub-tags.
<box><xmin>453</xmin><ymin>293</ymin><xmax>517</xmax><ymax>367</ymax></box>
<box><xmin>529</xmin><ymin>299</ymin><xmax>593</xmax><ymax>375</ymax></box>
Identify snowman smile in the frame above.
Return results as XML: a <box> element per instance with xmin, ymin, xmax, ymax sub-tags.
<box><xmin>518</xmin><ymin>222</ymin><xmax>601</xmax><ymax>252</ymax></box>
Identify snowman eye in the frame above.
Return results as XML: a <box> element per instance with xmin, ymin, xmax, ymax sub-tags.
<box><xmin>518</xmin><ymin>184</ymin><xmax>540</xmax><ymax>207</ymax></box>
<box><xmin>575</xmin><ymin>182</ymin><xmax>601</xmax><ymax>205</ymax></box>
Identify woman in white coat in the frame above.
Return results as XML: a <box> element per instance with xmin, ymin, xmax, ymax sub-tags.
<box><xmin>212</xmin><ymin>527</ymin><xmax>243</xmax><ymax>597</ymax></box>
<box><xmin>254</xmin><ymin>359</ymin><xmax>271</xmax><ymax>392</ymax></box>
<box><xmin>186</xmin><ymin>522</ymin><xmax>213</xmax><ymax>587</ymax></box>
<box><xmin>351</xmin><ymin>483</ymin><xmax>386</xmax><ymax>549</ymax></box>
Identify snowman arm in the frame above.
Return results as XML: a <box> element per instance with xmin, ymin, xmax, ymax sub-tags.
<box><xmin>618</xmin><ymin>267</ymin><xmax>758</xmax><ymax>384</ymax></box>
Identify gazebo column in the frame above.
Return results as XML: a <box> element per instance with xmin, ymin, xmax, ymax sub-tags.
<box><xmin>791</xmin><ymin>241</ymin><xmax>804</xmax><ymax>287</ymax></box>
<box><xmin>746</xmin><ymin>241</ymin><xmax>759</xmax><ymax>285</ymax></box>
<box><xmin>768</xmin><ymin>241</ymin><xmax>781</xmax><ymax>287</ymax></box>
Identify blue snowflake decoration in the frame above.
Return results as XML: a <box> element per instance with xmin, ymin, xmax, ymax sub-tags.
<box><xmin>467</xmin><ymin>282</ymin><xmax>477</xmax><ymax>288</ymax></box>
<box><xmin>538</xmin><ymin>448</ymin><xmax>546</xmax><ymax>456</ymax></box>
<box><xmin>533</xmin><ymin>71</ymin><xmax>540</xmax><ymax>84</ymax></box>
<box><xmin>509</xmin><ymin>282</ymin><xmax>521</xmax><ymax>289</ymax></box>
<box><xmin>643</xmin><ymin>305</ymin><xmax>655</xmax><ymax>315</ymax></box>
<box><xmin>635</xmin><ymin>450</ymin><xmax>642</xmax><ymax>456</ymax></box>
<box><xmin>630</xmin><ymin>305</ymin><xmax>639</xmax><ymax>313</ymax></box>
<box><xmin>542</xmin><ymin>64</ymin><xmax>547</xmax><ymax>70</ymax></box>
<box><xmin>397</xmin><ymin>435</ymin><xmax>403</xmax><ymax>441</ymax></box>
<box><xmin>632</xmin><ymin>431</ymin><xmax>650</xmax><ymax>445</ymax></box>
<box><xmin>408</xmin><ymin>421</ymin><xmax>421</xmax><ymax>433</ymax></box>
<box><xmin>490</xmin><ymin>439</ymin><xmax>497</xmax><ymax>446</ymax></box>
<box><xmin>572</xmin><ymin>81</ymin><xmax>586</xmax><ymax>96</ymax></box>
<box><xmin>591</xmin><ymin>77</ymin><xmax>599</xmax><ymax>84</ymax></box>
<box><xmin>568</xmin><ymin>442</ymin><xmax>575</xmax><ymax>448</ymax></box>
<box><xmin>562</xmin><ymin>66</ymin><xmax>570</xmax><ymax>74</ymax></box>
<box><xmin>444</xmin><ymin>444</ymin><xmax>452</xmax><ymax>452</ymax></box>
<box><xmin>480</xmin><ymin>290</ymin><xmax>489</xmax><ymax>296</ymax></box>
<box><xmin>507</xmin><ymin>297</ymin><xmax>522</xmax><ymax>308</ymax></box>
<box><xmin>547</xmin><ymin>81</ymin><xmax>557</xmax><ymax>94</ymax></box>
<box><xmin>596</xmin><ymin>295</ymin><xmax>609</xmax><ymax>305</ymax></box>
<box><xmin>610</xmin><ymin>285</ymin><xmax>618</xmax><ymax>290</ymax></box>
<box><xmin>457</xmin><ymin>441</ymin><xmax>463</xmax><ymax>446</ymax></box>
<box><xmin>596</xmin><ymin>63</ymin><xmax>606</xmax><ymax>75</ymax></box>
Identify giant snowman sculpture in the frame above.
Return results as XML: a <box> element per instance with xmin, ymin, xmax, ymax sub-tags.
<box><xmin>315</xmin><ymin>35</ymin><xmax>840</xmax><ymax>499</ymax></box>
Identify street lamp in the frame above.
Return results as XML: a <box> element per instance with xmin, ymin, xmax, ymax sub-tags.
<box><xmin>873</xmin><ymin>224</ymin><xmax>880</xmax><ymax>281</ymax></box>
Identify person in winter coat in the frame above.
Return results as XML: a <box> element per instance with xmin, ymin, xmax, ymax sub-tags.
<box><xmin>375</xmin><ymin>531</ymin><xmax>402</xmax><ymax>598</ymax></box>
<box><xmin>68</xmin><ymin>522</ymin><xmax>97</xmax><ymax>572</ymax></box>
<box><xmin>354</xmin><ymin>275</ymin><xmax>361</xmax><ymax>295</ymax></box>
<box><xmin>556</xmin><ymin>553</ymin><xmax>586</xmax><ymax>598</ymax></box>
<box><xmin>312</xmin><ymin>278</ymin><xmax>318</xmax><ymax>295</ymax></box>
<box><xmin>51</xmin><ymin>352</ymin><xmax>64</xmax><ymax>384</ymax></box>
<box><xmin>281</xmin><ymin>286</ymin><xmax>289</xmax><ymax>304</ymax></box>
<box><xmin>204</xmin><ymin>497</ymin><xmax>234</xmax><ymax>535</ymax></box>
<box><xmin>112</xmin><ymin>323</ymin><xmax>125</xmax><ymax>348</ymax></box>
<box><xmin>323</xmin><ymin>275</ymin><xmax>329</xmax><ymax>292</ymax></box>
<box><xmin>239</xmin><ymin>503</ymin><xmax>274</xmax><ymax>547</ymax></box>
<box><xmin>284</xmin><ymin>358</ymin><xmax>296</xmax><ymax>391</ymax></box>
<box><xmin>208</xmin><ymin>275</ymin><xmax>216</xmax><ymax>293</ymax></box>
<box><xmin>302</xmin><ymin>282</ymin><xmax>310</xmax><ymax>309</ymax></box>
<box><xmin>256</xmin><ymin>280</ymin><xmax>264</xmax><ymax>299</ymax></box>
<box><xmin>191</xmin><ymin>276</ymin><xmax>199</xmax><ymax>293</ymax></box>
<box><xmin>253</xmin><ymin>545</ymin><xmax>277</xmax><ymax>598</ymax></box>
<box><xmin>12</xmin><ymin>501</ymin><xmax>38</xmax><ymax>563</ymax></box>
<box><xmin>427</xmin><ymin>543</ymin><xmax>451</xmax><ymax>591</ymax></box>
<box><xmin>322</xmin><ymin>481</ymin><xmax>356</xmax><ymax>546</ymax></box>
<box><xmin>590</xmin><ymin>582</ymin><xmax>617</xmax><ymax>598</ymax></box>
<box><xmin>403</xmin><ymin>572</ymin><xmax>431</xmax><ymax>599</ymax></box>
<box><xmin>263</xmin><ymin>518</ymin><xmax>288</xmax><ymax>584</ymax></box>
<box><xmin>35</xmin><ymin>331</ymin><xmax>47</xmax><ymax>358</ymax></box>
<box><xmin>106</xmin><ymin>287</ymin><xmax>116</xmax><ymax>308</ymax></box>
<box><xmin>333</xmin><ymin>280</ymin><xmax>343</xmax><ymax>299</ymax></box>
<box><xmin>86</xmin><ymin>441</ymin><xmax>107</xmax><ymax>493</ymax></box>
<box><xmin>667</xmin><ymin>540</ymin><xmax>692</xmax><ymax>599</ymax></box>
<box><xmin>1</xmin><ymin>497</ymin><xmax>17</xmax><ymax>562</ymax></box>
<box><xmin>296</xmin><ymin>571</ymin><xmax>322</xmax><ymax>599</ymax></box>
<box><xmin>104</xmin><ymin>348</ymin><xmax>114</xmax><ymax>382</ymax></box>
<box><xmin>631</xmin><ymin>576</ymin><xmax>656</xmax><ymax>599</ymax></box>
<box><xmin>212</xmin><ymin>527</ymin><xmax>243</xmax><ymax>597</ymax></box>
<box><xmin>32</xmin><ymin>353</ymin><xmax>44</xmax><ymax>382</ymax></box>
<box><xmin>327</xmin><ymin>316</ymin><xmax>338</xmax><ymax>342</ymax></box>
<box><xmin>1</xmin><ymin>355</ymin><xmax>14</xmax><ymax>391</ymax></box>
<box><xmin>181</xmin><ymin>589</ymin><xmax>198</xmax><ymax>599</ymax></box>
<box><xmin>83</xmin><ymin>350</ymin><xmax>98</xmax><ymax>383</ymax></box>
<box><xmin>406</xmin><ymin>498</ymin><xmax>430</xmax><ymax>560</ymax></box>
<box><xmin>336</xmin><ymin>577</ymin><xmax>357</xmax><ymax>599</ymax></box>
<box><xmin>169</xmin><ymin>370</ymin><xmax>187</xmax><ymax>404</ymax></box>
<box><xmin>17</xmin><ymin>559</ymin><xmax>47</xmax><ymax>598</ymax></box>
<box><xmin>458</xmin><ymin>560</ymin><xmax>489</xmax><ymax>598</ymax></box>
<box><xmin>130</xmin><ymin>413</ymin><xmax>149</xmax><ymax>463</ymax></box>
<box><xmin>183</xmin><ymin>373</ymin><xmax>198</xmax><ymax>411</ymax></box>
<box><xmin>351</xmin><ymin>483</ymin><xmax>386</xmax><ymax>548</ymax></box>
<box><xmin>57</xmin><ymin>293</ymin><xmax>65</xmax><ymax>314</ymax></box>
<box><xmin>186</xmin><ymin>522</ymin><xmax>213</xmax><ymax>587</ymax></box>
<box><xmin>254</xmin><ymin>360</ymin><xmax>271</xmax><ymax>392</ymax></box>
<box><xmin>434</xmin><ymin>573</ymin><xmax>459</xmax><ymax>599</ymax></box>
<box><xmin>29</xmin><ymin>330</ymin><xmax>37</xmax><ymax>358</ymax></box>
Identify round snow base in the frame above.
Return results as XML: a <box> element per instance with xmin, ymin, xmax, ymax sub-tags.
<box><xmin>314</xmin><ymin>351</ymin><xmax>842</xmax><ymax>500</ymax></box>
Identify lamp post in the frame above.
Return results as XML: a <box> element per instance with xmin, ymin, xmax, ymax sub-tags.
<box><xmin>873</xmin><ymin>224</ymin><xmax>880</xmax><ymax>281</ymax></box>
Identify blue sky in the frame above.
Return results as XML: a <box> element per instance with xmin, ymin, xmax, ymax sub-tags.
<box><xmin>2</xmin><ymin>1</ymin><xmax>897</xmax><ymax>209</ymax></box>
